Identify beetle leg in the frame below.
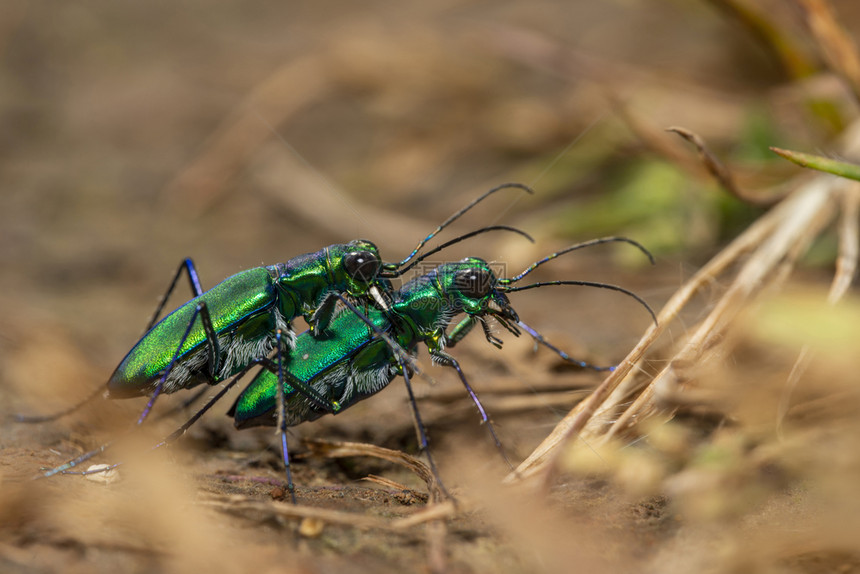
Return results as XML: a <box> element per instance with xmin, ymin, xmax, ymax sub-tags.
<box><xmin>396</xmin><ymin>351</ymin><xmax>449</xmax><ymax>501</ymax></box>
<box><xmin>429</xmin><ymin>349</ymin><xmax>514</xmax><ymax>471</ymax></box>
<box><xmin>13</xmin><ymin>259</ymin><xmax>208</xmax><ymax>425</ymax></box>
<box><xmin>138</xmin><ymin>301</ymin><xmax>219</xmax><ymax>427</ymax></box>
<box><xmin>144</xmin><ymin>258</ymin><xmax>204</xmax><ymax>333</ymax></box>
<box><xmin>40</xmin><ymin>300</ymin><xmax>220</xmax><ymax>478</ymax></box>
<box><xmin>257</xmin><ymin>355</ymin><xmax>341</xmax><ymax>414</ymax></box>
<box><xmin>52</xmin><ymin>366</ymin><xmax>250</xmax><ymax>478</ymax></box>
<box><xmin>196</xmin><ymin>302</ymin><xmax>222</xmax><ymax>378</ymax></box>
<box><xmin>308</xmin><ymin>291</ymin><xmax>340</xmax><ymax>336</ymax></box>
<box><xmin>274</xmin><ymin>330</ymin><xmax>297</xmax><ymax>503</ymax></box>
<box><xmin>445</xmin><ymin>316</ymin><xmax>478</xmax><ymax>348</ymax></box>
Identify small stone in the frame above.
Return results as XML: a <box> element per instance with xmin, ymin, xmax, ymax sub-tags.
<box><xmin>270</xmin><ymin>486</ymin><xmax>288</xmax><ymax>501</ymax></box>
<box><xmin>84</xmin><ymin>464</ymin><xmax>120</xmax><ymax>484</ymax></box>
<box><xmin>298</xmin><ymin>517</ymin><xmax>325</xmax><ymax>538</ymax></box>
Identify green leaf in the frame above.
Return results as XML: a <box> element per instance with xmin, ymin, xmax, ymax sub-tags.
<box><xmin>771</xmin><ymin>147</ymin><xmax>860</xmax><ymax>181</ymax></box>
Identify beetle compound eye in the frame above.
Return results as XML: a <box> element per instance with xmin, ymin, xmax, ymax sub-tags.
<box><xmin>453</xmin><ymin>268</ymin><xmax>491</xmax><ymax>299</ymax></box>
<box><xmin>344</xmin><ymin>251</ymin><xmax>381</xmax><ymax>282</ymax></box>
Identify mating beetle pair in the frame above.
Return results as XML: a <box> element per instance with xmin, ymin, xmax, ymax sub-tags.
<box><xmin>18</xmin><ymin>183</ymin><xmax>655</xmax><ymax>501</ymax></box>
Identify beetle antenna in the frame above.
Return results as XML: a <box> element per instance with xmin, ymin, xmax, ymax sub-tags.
<box><xmin>498</xmin><ymin>237</ymin><xmax>654</xmax><ymax>285</ymax></box>
<box><xmin>380</xmin><ymin>226</ymin><xmax>534</xmax><ymax>278</ymax></box>
<box><xmin>384</xmin><ymin>183</ymin><xmax>534</xmax><ymax>271</ymax></box>
<box><xmin>11</xmin><ymin>385</ymin><xmax>104</xmax><ymax>423</ymax></box>
<box><xmin>517</xmin><ymin>319</ymin><xmax>616</xmax><ymax>372</ymax></box>
<box><xmin>501</xmin><ymin>280</ymin><xmax>657</xmax><ymax>325</ymax></box>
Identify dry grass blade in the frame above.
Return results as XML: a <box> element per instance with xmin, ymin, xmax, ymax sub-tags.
<box><xmin>831</xmin><ymin>184</ymin><xmax>860</xmax><ymax>302</ymax></box>
<box><xmin>198</xmin><ymin>494</ymin><xmax>457</xmax><ymax>532</ymax></box>
<box><xmin>362</xmin><ymin>474</ymin><xmax>416</xmax><ymax>492</ymax></box>
<box><xmin>511</xmin><ymin>119</ymin><xmax>860</xmax><ymax>484</ymax></box>
<box><xmin>773</xmin><ymin>183</ymin><xmax>860</xmax><ymax>438</ymax></box>
<box><xmin>509</xmin><ymin>186</ymin><xmax>782</xmax><ymax>479</ymax></box>
<box><xmin>303</xmin><ymin>438</ymin><xmax>443</xmax><ymax>500</ymax></box>
<box><xmin>668</xmin><ymin>126</ymin><xmax>776</xmax><ymax>206</ymax></box>
<box><xmin>798</xmin><ymin>0</ymin><xmax>860</xmax><ymax>103</ymax></box>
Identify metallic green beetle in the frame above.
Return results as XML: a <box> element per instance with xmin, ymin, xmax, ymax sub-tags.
<box><xmin>230</xmin><ymin>236</ymin><xmax>657</xmax><ymax>432</ymax></box>
<box><xmin>107</xmin><ymin>185</ymin><xmax>533</xmax><ymax>412</ymax></box>
<box><xmin>223</xmin><ymin>239</ymin><xmax>656</xmax><ymax>499</ymax></box>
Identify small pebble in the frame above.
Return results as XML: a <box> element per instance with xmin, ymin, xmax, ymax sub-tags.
<box><xmin>84</xmin><ymin>464</ymin><xmax>120</xmax><ymax>485</ymax></box>
<box><xmin>298</xmin><ymin>517</ymin><xmax>325</xmax><ymax>538</ymax></box>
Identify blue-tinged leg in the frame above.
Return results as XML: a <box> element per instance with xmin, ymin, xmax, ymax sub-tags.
<box><xmin>332</xmin><ymin>294</ymin><xmax>448</xmax><ymax>498</ymax></box>
<box><xmin>63</xmin><ymin>367</ymin><xmax>248</xmax><ymax>476</ymax></box>
<box><xmin>274</xmin><ymin>330</ymin><xmax>297</xmax><ymax>503</ymax></box>
<box><xmin>398</xmin><ymin>358</ymin><xmax>450</xmax><ymax>500</ymax></box>
<box><xmin>516</xmin><ymin>320</ymin><xmax>616</xmax><ymax>372</ymax></box>
<box><xmin>144</xmin><ymin>258</ymin><xmax>204</xmax><ymax>332</ymax></box>
<box><xmin>41</xmin><ymin>301</ymin><xmax>221</xmax><ymax>478</ymax></box>
<box><xmin>255</xmin><ymin>356</ymin><xmax>341</xmax><ymax>415</ymax></box>
<box><xmin>13</xmin><ymin>258</ymin><xmax>207</xmax><ymax>425</ymax></box>
<box><xmin>136</xmin><ymin>301</ymin><xmax>221</xmax><ymax>426</ymax></box>
<box><xmin>429</xmin><ymin>350</ymin><xmax>514</xmax><ymax>472</ymax></box>
<box><xmin>332</xmin><ymin>294</ymin><xmax>420</xmax><ymax>375</ymax></box>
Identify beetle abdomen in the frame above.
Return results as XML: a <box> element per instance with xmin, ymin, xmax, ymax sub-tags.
<box><xmin>107</xmin><ymin>267</ymin><xmax>283</xmax><ymax>398</ymax></box>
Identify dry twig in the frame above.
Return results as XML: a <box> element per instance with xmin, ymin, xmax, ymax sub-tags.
<box><xmin>667</xmin><ymin>126</ymin><xmax>777</xmax><ymax>206</ymax></box>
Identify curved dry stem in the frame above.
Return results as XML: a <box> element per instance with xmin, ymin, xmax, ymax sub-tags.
<box><xmin>303</xmin><ymin>438</ymin><xmax>445</xmax><ymax>502</ymax></box>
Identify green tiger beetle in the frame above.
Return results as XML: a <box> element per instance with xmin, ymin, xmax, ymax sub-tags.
<box><xmin>46</xmin><ymin>238</ymin><xmax>656</xmax><ymax>502</ymax></box>
<box><xmin>15</xmin><ymin>183</ymin><xmax>533</xmax><ymax>441</ymax></box>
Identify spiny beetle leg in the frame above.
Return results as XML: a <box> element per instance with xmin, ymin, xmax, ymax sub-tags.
<box><xmin>256</xmin><ymin>356</ymin><xmax>340</xmax><ymax>414</ymax></box>
<box><xmin>430</xmin><ymin>350</ymin><xmax>514</xmax><ymax>472</ymax></box>
<box><xmin>137</xmin><ymin>301</ymin><xmax>220</xmax><ymax>427</ymax></box>
<box><xmin>398</xmin><ymin>357</ymin><xmax>450</xmax><ymax>500</ymax></box>
<box><xmin>332</xmin><ymin>294</ymin><xmax>449</xmax><ymax>498</ymax></box>
<box><xmin>13</xmin><ymin>259</ymin><xmax>207</xmax><ymax>425</ymax></box>
<box><xmin>274</xmin><ymin>330</ymin><xmax>297</xmax><ymax>503</ymax></box>
<box><xmin>144</xmin><ymin>258</ymin><xmax>204</xmax><ymax>333</ymax></box>
<box><xmin>59</xmin><ymin>368</ymin><xmax>248</xmax><ymax>477</ymax></box>
<box><xmin>42</xmin><ymin>301</ymin><xmax>222</xmax><ymax>479</ymax></box>
<box><xmin>332</xmin><ymin>294</ymin><xmax>421</xmax><ymax>376</ymax></box>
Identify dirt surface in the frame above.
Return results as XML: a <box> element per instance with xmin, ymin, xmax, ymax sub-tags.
<box><xmin>4</xmin><ymin>1</ymin><xmax>860</xmax><ymax>573</ymax></box>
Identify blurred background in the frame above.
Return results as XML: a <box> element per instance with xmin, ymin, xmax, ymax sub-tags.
<box><xmin>3</xmin><ymin>1</ymin><xmax>860</xmax><ymax>572</ymax></box>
